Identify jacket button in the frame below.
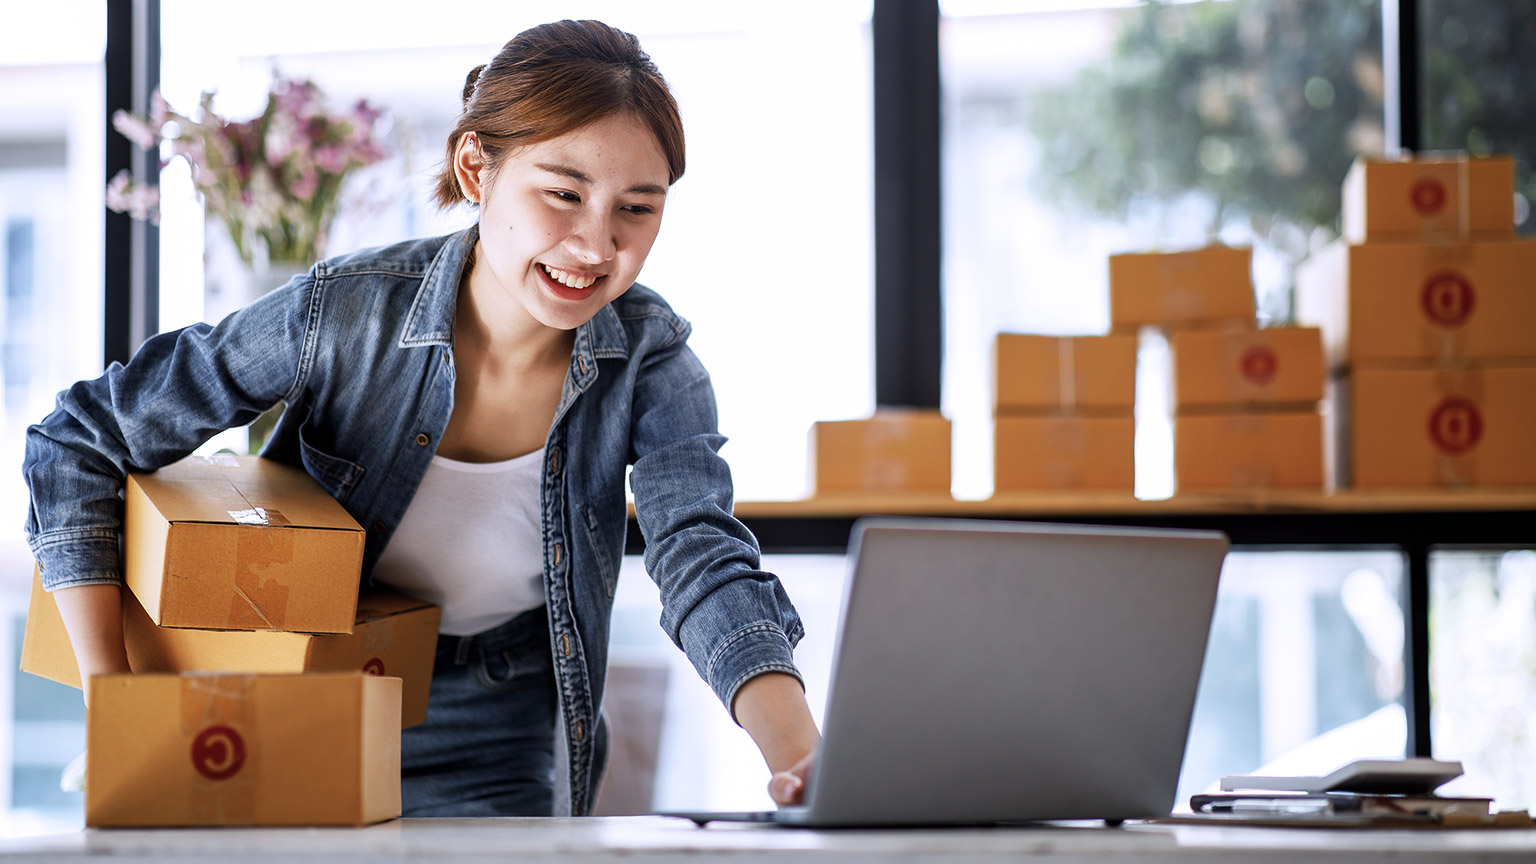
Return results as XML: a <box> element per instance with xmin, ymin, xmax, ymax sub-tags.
<box><xmin>371</xmin><ymin>521</ymin><xmax>386</xmax><ymax>532</ymax></box>
<box><xmin>553</xmin><ymin>542</ymin><xmax>563</xmax><ymax>566</ymax></box>
<box><xmin>561</xmin><ymin>633</ymin><xmax>571</xmax><ymax>656</ymax></box>
<box><xmin>550</xmin><ymin>449</ymin><xmax>560</xmax><ymax>472</ymax></box>
<box><xmin>415</xmin><ymin>433</ymin><xmax>429</xmax><ymax>446</ymax></box>
<box><xmin>574</xmin><ymin>719</ymin><xmax>585</xmax><ymax>742</ymax></box>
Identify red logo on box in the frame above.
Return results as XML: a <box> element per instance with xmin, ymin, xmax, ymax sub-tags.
<box><xmin>1239</xmin><ymin>345</ymin><xmax>1279</xmax><ymax>386</ymax></box>
<box><xmin>191</xmin><ymin>724</ymin><xmax>247</xmax><ymax>781</ymax></box>
<box><xmin>1420</xmin><ymin>272</ymin><xmax>1475</xmax><ymax>328</ymax></box>
<box><xmin>362</xmin><ymin>658</ymin><xmax>386</xmax><ymax>676</ymax></box>
<box><xmin>1410</xmin><ymin>178</ymin><xmax>1447</xmax><ymax>215</ymax></box>
<box><xmin>1428</xmin><ymin>397</ymin><xmax>1484</xmax><ymax>455</ymax></box>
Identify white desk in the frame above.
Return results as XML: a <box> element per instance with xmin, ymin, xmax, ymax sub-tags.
<box><xmin>4</xmin><ymin>817</ymin><xmax>1536</xmax><ymax>862</ymax></box>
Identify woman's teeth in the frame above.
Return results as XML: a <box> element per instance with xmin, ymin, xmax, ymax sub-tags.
<box><xmin>543</xmin><ymin>264</ymin><xmax>597</xmax><ymax>289</ymax></box>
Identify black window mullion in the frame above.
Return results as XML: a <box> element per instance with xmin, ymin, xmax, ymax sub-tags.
<box><xmin>872</xmin><ymin>0</ymin><xmax>943</xmax><ymax>409</ymax></box>
<box><xmin>104</xmin><ymin>0</ymin><xmax>160</xmax><ymax>368</ymax></box>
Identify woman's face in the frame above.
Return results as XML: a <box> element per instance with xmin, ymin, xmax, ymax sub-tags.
<box><xmin>458</xmin><ymin>112</ymin><xmax>670</xmax><ymax>333</ymax></box>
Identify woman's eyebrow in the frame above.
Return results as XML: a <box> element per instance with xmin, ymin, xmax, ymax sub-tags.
<box><xmin>534</xmin><ymin>162</ymin><xmax>666</xmax><ymax>196</ymax></box>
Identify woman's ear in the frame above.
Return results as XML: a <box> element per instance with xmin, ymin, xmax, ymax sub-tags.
<box><xmin>453</xmin><ymin>132</ymin><xmax>487</xmax><ymax>205</ymax></box>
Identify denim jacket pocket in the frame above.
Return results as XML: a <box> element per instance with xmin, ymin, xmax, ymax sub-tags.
<box><xmin>579</xmin><ymin>500</ymin><xmax>622</xmax><ymax>597</ymax></box>
<box><xmin>298</xmin><ymin>425</ymin><xmax>365</xmax><ymax>505</ymax></box>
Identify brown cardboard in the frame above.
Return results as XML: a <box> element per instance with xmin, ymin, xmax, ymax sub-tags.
<box><xmin>1108</xmin><ymin>246</ymin><xmax>1256</xmax><ymax>331</ymax></box>
<box><xmin>1342</xmin><ymin>155</ymin><xmax>1516</xmax><ymax>243</ymax></box>
<box><xmin>1348</xmin><ymin>365</ymin><xmax>1536</xmax><ymax>488</ymax></box>
<box><xmin>20</xmin><ymin>576</ymin><xmax>439</xmax><ymax>727</ymax></box>
<box><xmin>1174</xmin><ymin>411</ymin><xmax>1325</xmax><ymax>491</ymax></box>
<box><xmin>993</xmin><ymin>334</ymin><xmax>1137</xmax><ymax>414</ymax></box>
<box><xmin>86</xmin><ymin>672</ymin><xmax>400</xmax><ymax>827</ymax></box>
<box><xmin>994</xmin><ymin>415</ymin><xmax>1135</xmax><ymax>492</ymax></box>
<box><xmin>1295</xmin><ymin>238</ymin><xmax>1536</xmax><ymax>368</ymax></box>
<box><xmin>811</xmin><ymin>410</ymin><xmax>951</xmax><ymax>494</ymax></box>
<box><xmin>125</xmin><ymin>454</ymin><xmax>365</xmax><ymax>633</ymax></box>
<box><xmin>1170</xmin><ymin>327</ymin><xmax>1325</xmax><ymax>410</ymax></box>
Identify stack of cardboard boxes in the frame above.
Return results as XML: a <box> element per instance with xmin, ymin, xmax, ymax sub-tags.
<box><xmin>1297</xmin><ymin>155</ymin><xmax>1536</xmax><ymax>488</ymax></box>
<box><xmin>991</xmin><ymin>333</ymin><xmax>1137</xmax><ymax>492</ymax></box>
<box><xmin>1168</xmin><ymin>326</ymin><xmax>1327</xmax><ymax>492</ymax></box>
<box><xmin>1108</xmin><ymin>245</ymin><xmax>1326</xmax><ymax>493</ymax></box>
<box><xmin>21</xmin><ymin>454</ymin><xmax>441</xmax><ymax>827</ymax></box>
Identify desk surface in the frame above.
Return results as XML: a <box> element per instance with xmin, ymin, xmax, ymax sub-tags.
<box><xmin>5</xmin><ymin>817</ymin><xmax>1536</xmax><ymax>863</ymax></box>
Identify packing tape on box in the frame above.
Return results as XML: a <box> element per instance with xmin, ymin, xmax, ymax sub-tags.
<box><xmin>1056</xmin><ymin>338</ymin><xmax>1078</xmax><ymax>412</ymax></box>
<box><xmin>226</xmin><ymin>507</ymin><xmax>292</xmax><ymax>526</ymax></box>
<box><xmin>228</xmin><ymin>521</ymin><xmax>295</xmax><ymax>630</ymax></box>
<box><xmin>1429</xmin><ymin>367</ymin><xmax>1486</xmax><ymax>488</ymax></box>
<box><xmin>182</xmin><ymin>674</ymin><xmax>258</xmax><ymax>823</ymax></box>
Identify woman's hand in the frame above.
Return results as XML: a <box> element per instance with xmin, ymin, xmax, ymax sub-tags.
<box><xmin>768</xmin><ymin>749</ymin><xmax>816</xmax><ymax>806</ymax></box>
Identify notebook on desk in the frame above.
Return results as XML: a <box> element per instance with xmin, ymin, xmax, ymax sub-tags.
<box><xmin>666</xmin><ymin>516</ymin><xmax>1229</xmax><ymax>828</ymax></box>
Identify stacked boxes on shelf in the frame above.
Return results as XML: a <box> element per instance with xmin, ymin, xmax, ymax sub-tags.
<box><xmin>1108</xmin><ymin>244</ymin><xmax>1324</xmax><ymax>494</ymax></box>
<box><xmin>1169</xmin><ymin>327</ymin><xmax>1328</xmax><ymax>492</ymax></box>
<box><xmin>1296</xmin><ymin>154</ymin><xmax>1536</xmax><ymax>488</ymax></box>
<box><xmin>810</xmin><ymin>409</ymin><xmax>952</xmax><ymax>496</ymax></box>
<box><xmin>991</xmin><ymin>333</ymin><xmax>1137</xmax><ymax>492</ymax></box>
<box><xmin>22</xmin><ymin>454</ymin><xmax>441</xmax><ymax>826</ymax></box>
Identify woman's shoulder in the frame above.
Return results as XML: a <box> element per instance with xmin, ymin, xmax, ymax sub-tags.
<box><xmin>607</xmin><ymin>282</ymin><xmax>691</xmax><ymax>346</ymax></box>
<box><xmin>315</xmin><ymin>231</ymin><xmax>461</xmax><ymax>283</ymax></box>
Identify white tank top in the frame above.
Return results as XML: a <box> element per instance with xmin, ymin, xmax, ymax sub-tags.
<box><xmin>373</xmin><ymin>449</ymin><xmax>546</xmax><ymax>635</ymax></box>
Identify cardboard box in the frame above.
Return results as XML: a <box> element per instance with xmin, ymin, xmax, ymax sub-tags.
<box><xmin>1170</xmin><ymin>327</ymin><xmax>1325</xmax><ymax>410</ymax></box>
<box><xmin>1342</xmin><ymin>155</ymin><xmax>1516</xmax><ymax>243</ymax></box>
<box><xmin>811</xmin><ymin>410</ymin><xmax>951</xmax><ymax>494</ymax></box>
<box><xmin>993</xmin><ymin>334</ymin><xmax>1137</xmax><ymax>414</ymax></box>
<box><xmin>1347</xmin><ymin>365</ymin><xmax>1536</xmax><ymax>488</ymax></box>
<box><xmin>1108</xmin><ymin>246</ymin><xmax>1256</xmax><ymax>331</ymax></box>
<box><xmin>1174</xmin><ymin>411</ymin><xmax>1325</xmax><ymax>491</ymax></box>
<box><xmin>125</xmin><ymin>454</ymin><xmax>365</xmax><ymax>633</ymax></box>
<box><xmin>86</xmin><ymin>672</ymin><xmax>400</xmax><ymax>827</ymax></box>
<box><xmin>994</xmin><ymin>415</ymin><xmax>1135</xmax><ymax>492</ymax></box>
<box><xmin>1295</xmin><ymin>238</ymin><xmax>1536</xmax><ymax>367</ymax></box>
<box><xmin>21</xmin><ymin>576</ymin><xmax>440</xmax><ymax>727</ymax></box>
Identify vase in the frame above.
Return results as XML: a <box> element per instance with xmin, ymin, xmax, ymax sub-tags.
<box><xmin>204</xmin><ymin>257</ymin><xmax>309</xmax><ymax>453</ymax></box>
<box><xmin>204</xmin><ymin>256</ymin><xmax>311</xmax><ymax>327</ymax></box>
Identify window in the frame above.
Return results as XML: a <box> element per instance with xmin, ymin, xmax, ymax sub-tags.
<box><xmin>0</xmin><ymin>0</ymin><xmax>107</xmax><ymax>835</ymax></box>
<box><xmin>940</xmin><ymin>0</ymin><xmax>1383</xmax><ymax>497</ymax></box>
<box><xmin>157</xmin><ymin>1</ymin><xmax>875</xmax><ymax>497</ymax></box>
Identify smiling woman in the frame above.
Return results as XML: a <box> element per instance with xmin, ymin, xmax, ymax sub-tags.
<box><xmin>24</xmin><ymin>19</ymin><xmax>818</xmax><ymax>820</ymax></box>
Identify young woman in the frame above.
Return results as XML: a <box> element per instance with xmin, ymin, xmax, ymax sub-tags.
<box><xmin>24</xmin><ymin>20</ymin><xmax>819</xmax><ymax>817</ymax></box>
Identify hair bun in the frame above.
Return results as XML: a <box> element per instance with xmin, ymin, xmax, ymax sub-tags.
<box><xmin>462</xmin><ymin>64</ymin><xmax>487</xmax><ymax>105</ymax></box>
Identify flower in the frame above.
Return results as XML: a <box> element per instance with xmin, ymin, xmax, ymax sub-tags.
<box><xmin>106</xmin><ymin>75</ymin><xmax>390</xmax><ymax>265</ymax></box>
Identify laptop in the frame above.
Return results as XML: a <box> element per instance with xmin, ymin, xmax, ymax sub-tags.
<box><xmin>666</xmin><ymin>516</ymin><xmax>1228</xmax><ymax>827</ymax></box>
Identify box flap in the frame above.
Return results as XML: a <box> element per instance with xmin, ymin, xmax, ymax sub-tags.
<box><xmin>130</xmin><ymin>454</ymin><xmax>361</xmax><ymax>532</ymax></box>
<box><xmin>353</xmin><ymin>589</ymin><xmax>438</xmax><ymax>624</ymax></box>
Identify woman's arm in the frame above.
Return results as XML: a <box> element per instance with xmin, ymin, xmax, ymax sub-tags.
<box><xmin>732</xmin><ymin>671</ymin><xmax>821</xmax><ymax>805</ymax></box>
<box><xmin>51</xmin><ymin>584</ymin><xmax>131</xmax><ymax>708</ymax></box>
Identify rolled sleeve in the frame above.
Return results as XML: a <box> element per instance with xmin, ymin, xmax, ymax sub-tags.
<box><xmin>700</xmin><ymin>621</ymin><xmax>805</xmax><ymax>724</ymax></box>
<box><xmin>31</xmin><ymin>528</ymin><xmax>122</xmax><ymax>591</ymax></box>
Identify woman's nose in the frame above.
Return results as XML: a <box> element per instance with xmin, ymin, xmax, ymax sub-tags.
<box><xmin>565</xmin><ymin>213</ymin><xmax>616</xmax><ymax>265</ymax></box>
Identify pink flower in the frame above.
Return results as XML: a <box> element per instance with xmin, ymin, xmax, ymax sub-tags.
<box><xmin>314</xmin><ymin>143</ymin><xmax>348</xmax><ymax>174</ymax></box>
<box><xmin>105</xmin><ymin>169</ymin><xmax>161</xmax><ymax>223</ymax></box>
<box><xmin>290</xmin><ymin>165</ymin><xmax>319</xmax><ymax>201</ymax></box>
<box><xmin>112</xmin><ymin>110</ymin><xmax>161</xmax><ymax>150</ymax></box>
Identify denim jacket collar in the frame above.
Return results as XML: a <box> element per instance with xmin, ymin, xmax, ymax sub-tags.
<box><xmin>396</xmin><ymin>223</ymin><xmax>632</xmax><ymax>369</ymax></box>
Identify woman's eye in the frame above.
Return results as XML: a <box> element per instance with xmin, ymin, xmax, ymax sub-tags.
<box><xmin>547</xmin><ymin>190</ymin><xmax>579</xmax><ymax>203</ymax></box>
<box><xmin>622</xmin><ymin>204</ymin><xmax>655</xmax><ymax>215</ymax></box>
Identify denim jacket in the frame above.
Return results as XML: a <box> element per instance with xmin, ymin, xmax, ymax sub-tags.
<box><xmin>23</xmin><ymin>225</ymin><xmax>805</xmax><ymax>815</ymax></box>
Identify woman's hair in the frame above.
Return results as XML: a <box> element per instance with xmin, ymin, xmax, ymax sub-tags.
<box><xmin>432</xmin><ymin>19</ymin><xmax>685</xmax><ymax>209</ymax></box>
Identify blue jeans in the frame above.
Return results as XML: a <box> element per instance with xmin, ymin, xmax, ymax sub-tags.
<box><xmin>400</xmin><ymin>606</ymin><xmax>558</xmax><ymax>816</ymax></box>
